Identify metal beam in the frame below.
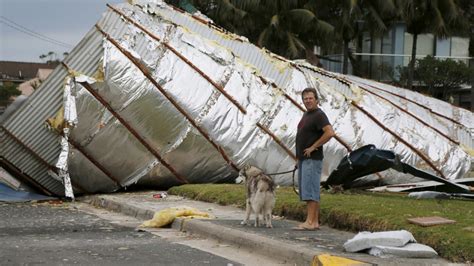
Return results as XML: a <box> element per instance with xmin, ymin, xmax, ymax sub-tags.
<box><xmin>62</xmin><ymin>62</ymin><xmax>189</xmax><ymax>184</ymax></box>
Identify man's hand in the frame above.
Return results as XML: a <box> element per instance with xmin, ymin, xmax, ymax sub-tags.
<box><xmin>303</xmin><ymin>146</ymin><xmax>317</xmax><ymax>157</ymax></box>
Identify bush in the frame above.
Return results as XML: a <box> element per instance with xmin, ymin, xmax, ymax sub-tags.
<box><xmin>398</xmin><ymin>56</ymin><xmax>473</xmax><ymax>100</ymax></box>
<box><xmin>0</xmin><ymin>84</ymin><xmax>21</xmax><ymax>102</ymax></box>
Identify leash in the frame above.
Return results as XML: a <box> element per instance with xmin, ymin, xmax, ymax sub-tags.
<box><xmin>267</xmin><ymin>168</ymin><xmax>299</xmax><ymax>195</ymax></box>
<box><xmin>266</xmin><ymin>169</ymin><xmax>296</xmax><ymax>176</ymax></box>
<box><xmin>291</xmin><ymin>168</ymin><xmax>299</xmax><ymax>195</ymax></box>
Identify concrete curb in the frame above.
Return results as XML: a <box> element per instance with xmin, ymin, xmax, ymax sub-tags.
<box><xmin>80</xmin><ymin>194</ymin><xmax>447</xmax><ymax>266</ymax></box>
<box><xmin>172</xmin><ymin>218</ymin><xmax>316</xmax><ymax>265</ymax></box>
<box><xmin>84</xmin><ymin>195</ymin><xmax>316</xmax><ymax>265</ymax></box>
<box><xmin>82</xmin><ymin>195</ymin><xmax>155</xmax><ymax>220</ymax></box>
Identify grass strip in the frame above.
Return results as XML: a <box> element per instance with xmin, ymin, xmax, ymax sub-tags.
<box><xmin>168</xmin><ymin>184</ymin><xmax>474</xmax><ymax>262</ymax></box>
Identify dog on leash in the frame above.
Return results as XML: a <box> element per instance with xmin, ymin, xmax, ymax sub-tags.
<box><xmin>238</xmin><ymin>165</ymin><xmax>276</xmax><ymax>228</ymax></box>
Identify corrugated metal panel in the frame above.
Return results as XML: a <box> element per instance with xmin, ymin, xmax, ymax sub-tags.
<box><xmin>1</xmin><ymin>2</ymin><xmax>471</xmax><ymax>196</ymax></box>
<box><xmin>1</xmin><ymin>17</ymin><xmax>109</xmax><ymax>195</ymax></box>
<box><xmin>1</xmin><ymin>128</ymin><xmax>64</xmax><ymax>195</ymax></box>
<box><xmin>147</xmin><ymin>4</ymin><xmax>474</xmax><ymax>156</ymax></box>
<box><xmin>344</xmin><ymin>75</ymin><xmax>473</xmax><ymax>150</ymax></box>
<box><xmin>130</xmin><ymin>4</ymin><xmax>295</xmax><ymax>89</ymax></box>
<box><xmin>299</xmin><ymin>67</ymin><xmax>356</xmax><ymax>100</ymax></box>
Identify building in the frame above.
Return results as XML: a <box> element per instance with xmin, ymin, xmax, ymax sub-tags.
<box><xmin>0</xmin><ymin>61</ymin><xmax>58</xmax><ymax>85</ymax></box>
<box><xmin>17</xmin><ymin>68</ymin><xmax>54</xmax><ymax>97</ymax></box>
<box><xmin>0</xmin><ymin>61</ymin><xmax>58</xmax><ymax>114</ymax></box>
<box><xmin>320</xmin><ymin>24</ymin><xmax>473</xmax><ymax>110</ymax></box>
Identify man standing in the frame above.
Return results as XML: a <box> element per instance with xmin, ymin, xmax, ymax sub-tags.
<box><xmin>294</xmin><ymin>87</ymin><xmax>335</xmax><ymax>230</ymax></box>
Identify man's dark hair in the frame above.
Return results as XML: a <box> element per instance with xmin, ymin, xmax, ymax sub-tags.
<box><xmin>301</xmin><ymin>87</ymin><xmax>318</xmax><ymax>100</ymax></box>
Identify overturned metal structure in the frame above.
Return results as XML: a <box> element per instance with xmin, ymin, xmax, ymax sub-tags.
<box><xmin>1</xmin><ymin>0</ymin><xmax>473</xmax><ymax>196</ymax></box>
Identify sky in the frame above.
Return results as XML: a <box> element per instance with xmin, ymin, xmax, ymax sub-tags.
<box><xmin>0</xmin><ymin>0</ymin><xmax>124</xmax><ymax>63</ymax></box>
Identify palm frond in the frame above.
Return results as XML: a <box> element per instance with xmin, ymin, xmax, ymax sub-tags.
<box><xmin>370</xmin><ymin>0</ymin><xmax>397</xmax><ymax>16</ymax></box>
<box><xmin>438</xmin><ymin>0</ymin><xmax>461</xmax><ymax>22</ymax></box>
<box><xmin>349</xmin><ymin>0</ymin><xmax>359</xmax><ymax>14</ymax></box>
<box><xmin>431</xmin><ymin>5</ymin><xmax>448</xmax><ymax>37</ymax></box>
<box><xmin>237</xmin><ymin>0</ymin><xmax>262</xmax><ymax>11</ymax></box>
<box><xmin>269</xmin><ymin>14</ymin><xmax>280</xmax><ymax>28</ymax></box>
<box><xmin>257</xmin><ymin>27</ymin><xmax>271</xmax><ymax>47</ymax></box>
<box><xmin>287</xmin><ymin>9</ymin><xmax>316</xmax><ymax>25</ymax></box>
<box><xmin>315</xmin><ymin>20</ymin><xmax>335</xmax><ymax>35</ymax></box>
<box><xmin>286</xmin><ymin>32</ymin><xmax>303</xmax><ymax>58</ymax></box>
<box><xmin>366</xmin><ymin>5</ymin><xmax>387</xmax><ymax>33</ymax></box>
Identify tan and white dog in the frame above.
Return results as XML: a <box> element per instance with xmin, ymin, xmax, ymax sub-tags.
<box><xmin>238</xmin><ymin>165</ymin><xmax>276</xmax><ymax>228</ymax></box>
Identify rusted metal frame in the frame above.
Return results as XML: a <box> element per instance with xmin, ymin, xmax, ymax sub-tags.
<box><xmin>1</xmin><ymin>126</ymin><xmax>87</xmax><ymax>193</ymax></box>
<box><xmin>94</xmin><ymin>25</ymin><xmax>240</xmax><ymax>172</ymax></box>
<box><xmin>227</xmin><ymin>76</ymin><xmax>296</xmax><ymax>159</ymax></box>
<box><xmin>325</xmin><ymin>71</ymin><xmax>447</xmax><ymax>178</ymax></box>
<box><xmin>295</xmin><ymin>65</ymin><xmax>446</xmax><ymax>177</ymax></box>
<box><xmin>0</xmin><ymin>156</ymin><xmax>54</xmax><ymax>196</ymax></box>
<box><xmin>110</xmin><ymin>6</ymin><xmax>298</xmax><ymax>170</ymax></box>
<box><xmin>334</xmin><ymin>75</ymin><xmax>447</xmax><ymax>178</ymax></box>
<box><xmin>360</xmin><ymin>85</ymin><xmax>460</xmax><ymax>145</ymax></box>
<box><xmin>61</xmin><ymin>63</ymin><xmax>189</xmax><ymax>184</ymax></box>
<box><xmin>48</xmin><ymin>126</ymin><xmax>122</xmax><ymax>187</ymax></box>
<box><xmin>290</xmin><ymin>65</ymin><xmax>404</xmax><ymax>181</ymax></box>
<box><xmin>168</xmin><ymin>6</ymin><xmax>206</xmax><ymax>29</ymax></box>
<box><xmin>283</xmin><ymin>94</ymin><xmax>305</xmax><ymax>111</ymax></box>
<box><xmin>106</xmin><ymin>7</ymin><xmax>352</xmax><ymax>168</ymax></box>
<box><xmin>364</xmin><ymin>83</ymin><xmax>464</xmax><ymax>127</ymax></box>
<box><xmin>258</xmin><ymin>74</ymin><xmax>354</xmax><ymax>155</ymax></box>
<box><xmin>106</xmin><ymin>4</ymin><xmax>246</xmax><ymax>114</ymax></box>
<box><xmin>258</xmin><ymin>76</ymin><xmax>308</xmax><ymax>112</ymax></box>
<box><xmin>351</xmin><ymin>102</ymin><xmax>446</xmax><ymax>178</ymax></box>
<box><xmin>109</xmin><ymin>6</ymin><xmax>321</xmax><ymax>166</ymax></box>
<box><xmin>256</xmin><ymin>123</ymin><xmax>296</xmax><ymax>160</ymax></box>
<box><xmin>282</xmin><ymin>86</ymin><xmax>354</xmax><ymax>152</ymax></box>
<box><xmin>153</xmin><ymin>4</ymin><xmax>239</xmax><ymax>39</ymax></box>
<box><xmin>260</xmin><ymin>65</ymin><xmax>380</xmax><ymax>186</ymax></box>
<box><xmin>290</xmin><ymin>65</ymin><xmax>355</xmax><ymax>153</ymax></box>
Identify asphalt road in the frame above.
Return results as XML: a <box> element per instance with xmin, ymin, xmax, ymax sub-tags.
<box><xmin>0</xmin><ymin>201</ymin><xmax>239</xmax><ymax>265</ymax></box>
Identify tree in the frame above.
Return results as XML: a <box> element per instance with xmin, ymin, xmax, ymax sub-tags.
<box><xmin>397</xmin><ymin>0</ymin><xmax>468</xmax><ymax>90</ymax></box>
<box><xmin>173</xmin><ymin>0</ymin><xmax>401</xmax><ymax>72</ymax></box>
<box><xmin>399</xmin><ymin>55</ymin><xmax>473</xmax><ymax>100</ymax></box>
<box><xmin>39</xmin><ymin>51</ymin><xmax>58</xmax><ymax>63</ymax></box>
<box><xmin>458</xmin><ymin>0</ymin><xmax>474</xmax><ymax>56</ymax></box>
<box><xmin>0</xmin><ymin>84</ymin><xmax>21</xmax><ymax>103</ymax></box>
<box><xmin>178</xmin><ymin>0</ymin><xmax>334</xmax><ymax>62</ymax></box>
<box><xmin>256</xmin><ymin>7</ymin><xmax>334</xmax><ymax>60</ymax></box>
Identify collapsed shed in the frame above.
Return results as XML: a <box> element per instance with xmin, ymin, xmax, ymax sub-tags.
<box><xmin>1</xmin><ymin>0</ymin><xmax>472</xmax><ymax>197</ymax></box>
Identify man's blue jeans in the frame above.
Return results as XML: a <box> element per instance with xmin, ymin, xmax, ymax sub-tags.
<box><xmin>298</xmin><ymin>159</ymin><xmax>322</xmax><ymax>202</ymax></box>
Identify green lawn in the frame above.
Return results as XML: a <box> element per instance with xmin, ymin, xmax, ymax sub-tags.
<box><xmin>168</xmin><ymin>184</ymin><xmax>474</xmax><ymax>263</ymax></box>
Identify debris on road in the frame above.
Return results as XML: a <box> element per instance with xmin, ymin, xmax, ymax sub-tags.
<box><xmin>343</xmin><ymin>230</ymin><xmax>438</xmax><ymax>258</ymax></box>
<box><xmin>140</xmin><ymin>206</ymin><xmax>211</xmax><ymax>228</ymax></box>
<box><xmin>407</xmin><ymin>216</ymin><xmax>456</xmax><ymax>227</ymax></box>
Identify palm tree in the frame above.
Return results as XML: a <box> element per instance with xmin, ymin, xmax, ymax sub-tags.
<box><xmin>47</xmin><ymin>51</ymin><xmax>56</xmax><ymax>62</ymax></box>
<box><xmin>175</xmin><ymin>0</ymin><xmax>397</xmax><ymax>72</ymax></box>
<box><xmin>187</xmin><ymin>0</ymin><xmax>334</xmax><ymax>62</ymax></box>
<box><xmin>256</xmin><ymin>8</ymin><xmax>334</xmax><ymax>60</ymax></box>
<box><xmin>39</xmin><ymin>54</ymin><xmax>47</xmax><ymax>62</ymax></box>
<box><xmin>314</xmin><ymin>0</ymin><xmax>398</xmax><ymax>74</ymax></box>
<box><xmin>397</xmin><ymin>0</ymin><xmax>467</xmax><ymax>90</ymax></box>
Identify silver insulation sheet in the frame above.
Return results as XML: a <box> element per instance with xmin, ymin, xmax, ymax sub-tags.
<box><xmin>346</xmin><ymin>75</ymin><xmax>474</xmax><ymax>149</ymax></box>
<box><xmin>66</xmin><ymin>2</ymin><xmax>472</xmax><ymax>189</ymax></box>
<box><xmin>2</xmin><ymin>1</ymin><xmax>473</xmax><ymax>195</ymax></box>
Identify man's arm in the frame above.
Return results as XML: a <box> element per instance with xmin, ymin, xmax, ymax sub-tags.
<box><xmin>303</xmin><ymin>125</ymin><xmax>335</xmax><ymax>158</ymax></box>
